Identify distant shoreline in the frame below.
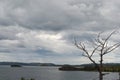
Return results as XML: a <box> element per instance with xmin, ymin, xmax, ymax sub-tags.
<box><xmin>59</xmin><ymin>64</ymin><xmax>120</xmax><ymax>72</ymax></box>
<box><xmin>0</xmin><ymin>62</ymin><xmax>56</xmax><ymax>66</ymax></box>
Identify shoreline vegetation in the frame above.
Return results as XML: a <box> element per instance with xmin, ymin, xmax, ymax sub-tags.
<box><xmin>59</xmin><ymin>64</ymin><xmax>120</xmax><ymax>72</ymax></box>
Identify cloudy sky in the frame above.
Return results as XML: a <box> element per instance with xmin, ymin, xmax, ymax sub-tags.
<box><xmin>0</xmin><ymin>0</ymin><xmax>120</xmax><ymax>64</ymax></box>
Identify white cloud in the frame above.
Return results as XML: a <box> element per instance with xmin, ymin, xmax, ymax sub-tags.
<box><xmin>0</xmin><ymin>0</ymin><xmax>120</xmax><ymax>64</ymax></box>
<box><xmin>16</xmin><ymin>28</ymin><xmax>77</xmax><ymax>53</ymax></box>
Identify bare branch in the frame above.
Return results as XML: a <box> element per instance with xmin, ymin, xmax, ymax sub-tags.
<box><xmin>96</xmin><ymin>32</ymin><xmax>104</xmax><ymax>45</ymax></box>
<box><xmin>74</xmin><ymin>38</ymin><xmax>82</xmax><ymax>50</ymax></box>
<box><xmin>104</xmin><ymin>42</ymin><xmax>120</xmax><ymax>54</ymax></box>
<box><xmin>104</xmin><ymin>31</ymin><xmax>116</xmax><ymax>44</ymax></box>
<box><xmin>90</xmin><ymin>45</ymin><xmax>100</xmax><ymax>57</ymax></box>
<box><xmin>74</xmin><ymin>30</ymin><xmax>120</xmax><ymax>80</ymax></box>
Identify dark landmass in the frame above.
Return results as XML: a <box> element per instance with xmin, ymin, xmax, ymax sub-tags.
<box><xmin>59</xmin><ymin>65</ymin><xmax>82</xmax><ymax>71</ymax></box>
<box><xmin>59</xmin><ymin>63</ymin><xmax>120</xmax><ymax>72</ymax></box>
<box><xmin>11</xmin><ymin>64</ymin><xmax>22</xmax><ymax>67</ymax></box>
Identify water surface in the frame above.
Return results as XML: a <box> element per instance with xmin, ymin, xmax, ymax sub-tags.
<box><xmin>0</xmin><ymin>66</ymin><xmax>118</xmax><ymax>80</ymax></box>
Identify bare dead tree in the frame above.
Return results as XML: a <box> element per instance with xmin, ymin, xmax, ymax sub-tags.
<box><xmin>74</xmin><ymin>31</ymin><xmax>120</xmax><ymax>80</ymax></box>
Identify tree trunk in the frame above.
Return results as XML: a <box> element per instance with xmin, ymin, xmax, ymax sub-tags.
<box><xmin>99</xmin><ymin>71</ymin><xmax>103</xmax><ymax>80</ymax></box>
<box><xmin>99</xmin><ymin>54</ymin><xmax>103</xmax><ymax>80</ymax></box>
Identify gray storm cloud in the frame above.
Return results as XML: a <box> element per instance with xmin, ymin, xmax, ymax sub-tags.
<box><xmin>0</xmin><ymin>0</ymin><xmax>120</xmax><ymax>64</ymax></box>
<box><xmin>1</xmin><ymin>0</ymin><xmax>118</xmax><ymax>31</ymax></box>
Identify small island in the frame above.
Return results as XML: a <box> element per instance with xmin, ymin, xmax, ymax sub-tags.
<box><xmin>11</xmin><ymin>65</ymin><xmax>22</xmax><ymax>67</ymax></box>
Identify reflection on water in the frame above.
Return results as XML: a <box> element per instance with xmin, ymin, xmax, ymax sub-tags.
<box><xmin>0</xmin><ymin>66</ymin><xmax>118</xmax><ymax>80</ymax></box>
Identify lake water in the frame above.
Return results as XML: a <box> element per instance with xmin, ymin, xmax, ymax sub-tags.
<box><xmin>0</xmin><ymin>66</ymin><xmax>119</xmax><ymax>80</ymax></box>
